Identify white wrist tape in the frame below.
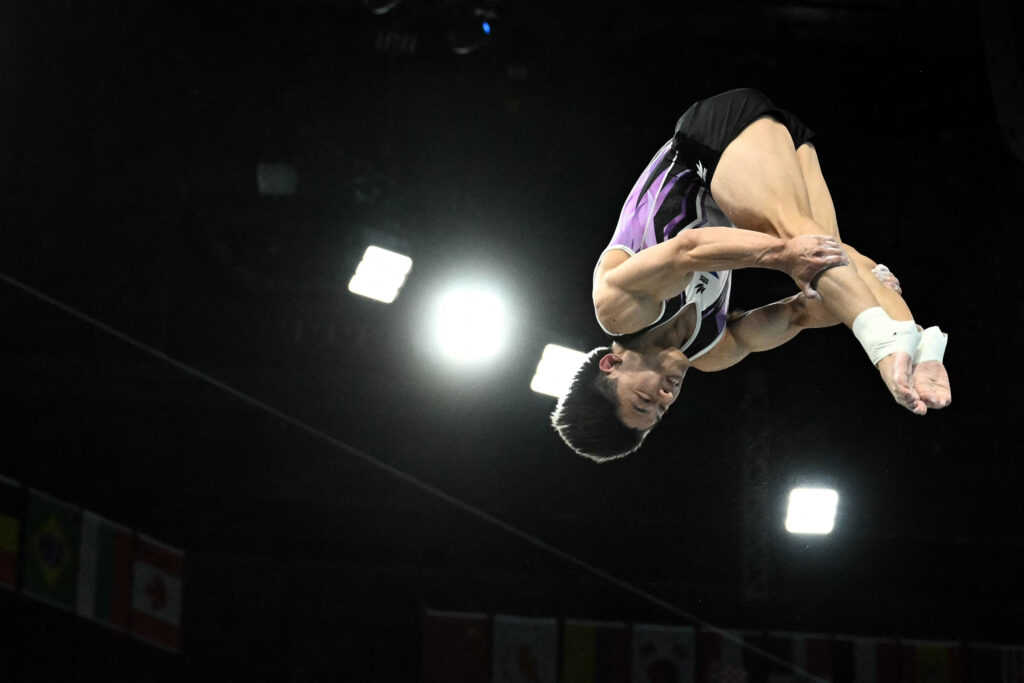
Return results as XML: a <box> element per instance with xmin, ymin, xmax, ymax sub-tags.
<box><xmin>851</xmin><ymin>307</ymin><xmax>922</xmax><ymax>366</ymax></box>
<box><xmin>913</xmin><ymin>326</ymin><xmax>947</xmax><ymax>364</ymax></box>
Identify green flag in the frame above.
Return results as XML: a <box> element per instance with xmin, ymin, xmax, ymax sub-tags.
<box><xmin>21</xmin><ymin>489</ymin><xmax>80</xmax><ymax>610</ymax></box>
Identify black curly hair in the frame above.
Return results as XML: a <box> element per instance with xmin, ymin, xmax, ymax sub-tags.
<box><xmin>550</xmin><ymin>346</ymin><xmax>649</xmax><ymax>462</ymax></box>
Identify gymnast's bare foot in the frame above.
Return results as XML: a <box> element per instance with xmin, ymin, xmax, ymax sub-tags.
<box><xmin>912</xmin><ymin>360</ymin><xmax>951</xmax><ymax>410</ymax></box>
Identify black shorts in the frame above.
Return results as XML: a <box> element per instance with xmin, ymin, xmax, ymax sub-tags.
<box><xmin>671</xmin><ymin>88</ymin><xmax>816</xmax><ymax>190</ymax></box>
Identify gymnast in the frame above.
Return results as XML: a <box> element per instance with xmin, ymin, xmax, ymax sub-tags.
<box><xmin>551</xmin><ymin>89</ymin><xmax>951</xmax><ymax>462</ymax></box>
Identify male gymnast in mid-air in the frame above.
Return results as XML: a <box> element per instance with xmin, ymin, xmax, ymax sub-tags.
<box><xmin>552</xmin><ymin>89</ymin><xmax>951</xmax><ymax>462</ymax></box>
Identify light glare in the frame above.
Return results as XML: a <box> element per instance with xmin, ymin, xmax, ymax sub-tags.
<box><xmin>785</xmin><ymin>487</ymin><xmax>838</xmax><ymax>535</ymax></box>
<box><xmin>434</xmin><ymin>287</ymin><xmax>507</xmax><ymax>363</ymax></box>
<box><xmin>530</xmin><ymin>344</ymin><xmax>587</xmax><ymax>397</ymax></box>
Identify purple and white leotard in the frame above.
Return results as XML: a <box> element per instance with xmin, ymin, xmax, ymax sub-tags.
<box><xmin>595</xmin><ymin>140</ymin><xmax>734</xmax><ymax>360</ymax></box>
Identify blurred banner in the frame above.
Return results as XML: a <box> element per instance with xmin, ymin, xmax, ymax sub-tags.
<box><xmin>415</xmin><ymin>613</ymin><xmax>1024</xmax><ymax>683</ymax></box>
<box><xmin>630</xmin><ymin>622</ymin><xmax>694</xmax><ymax>683</ymax></box>
<box><xmin>422</xmin><ymin>610</ymin><xmax>491</xmax><ymax>683</ymax></box>
<box><xmin>493</xmin><ymin>614</ymin><xmax>558</xmax><ymax>683</ymax></box>
<box><xmin>130</xmin><ymin>534</ymin><xmax>184</xmax><ymax>652</ymax></box>
<box><xmin>77</xmin><ymin>510</ymin><xmax>135</xmax><ymax>630</ymax></box>
<box><xmin>0</xmin><ymin>475</ymin><xmax>24</xmax><ymax>590</ymax></box>
<box><xmin>561</xmin><ymin>618</ymin><xmax>628</xmax><ymax>683</ymax></box>
<box><xmin>20</xmin><ymin>489</ymin><xmax>80</xmax><ymax>611</ymax></box>
<box><xmin>1</xmin><ymin>474</ymin><xmax>183</xmax><ymax>653</ymax></box>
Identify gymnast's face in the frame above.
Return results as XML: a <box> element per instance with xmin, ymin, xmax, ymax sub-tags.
<box><xmin>599</xmin><ymin>349</ymin><xmax>686</xmax><ymax>430</ymax></box>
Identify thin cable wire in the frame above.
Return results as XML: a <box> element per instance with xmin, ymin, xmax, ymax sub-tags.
<box><xmin>0</xmin><ymin>270</ymin><xmax>827</xmax><ymax>683</ymax></box>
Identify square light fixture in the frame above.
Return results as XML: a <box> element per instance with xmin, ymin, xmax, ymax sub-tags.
<box><xmin>785</xmin><ymin>487</ymin><xmax>839</xmax><ymax>535</ymax></box>
<box><xmin>348</xmin><ymin>246</ymin><xmax>413</xmax><ymax>304</ymax></box>
<box><xmin>530</xmin><ymin>344</ymin><xmax>587</xmax><ymax>398</ymax></box>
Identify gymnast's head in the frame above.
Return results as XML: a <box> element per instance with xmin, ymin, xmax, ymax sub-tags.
<box><xmin>550</xmin><ymin>343</ymin><xmax>685</xmax><ymax>462</ymax></box>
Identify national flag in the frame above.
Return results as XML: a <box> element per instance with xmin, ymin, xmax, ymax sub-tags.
<box><xmin>631</xmin><ymin>622</ymin><xmax>695</xmax><ymax>683</ymax></box>
<box><xmin>0</xmin><ymin>475</ymin><xmax>25</xmax><ymax>590</ymax></box>
<box><xmin>901</xmin><ymin>640</ymin><xmax>964</xmax><ymax>683</ymax></box>
<box><xmin>875</xmin><ymin>639</ymin><xmax>903</xmax><ymax>683</ymax></box>
<box><xmin>967</xmin><ymin>644</ymin><xmax>1024</xmax><ymax>683</ymax></box>
<box><xmin>76</xmin><ymin>510</ymin><xmax>134</xmax><ymax>630</ymax></box>
<box><xmin>20</xmin><ymin>489</ymin><xmax>80</xmax><ymax>610</ymax></box>
<box><xmin>562</xmin><ymin>618</ymin><xmax>629</xmax><ymax>683</ymax></box>
<box><xmin>739</xmin><ymin>632</ymin><xmax>832</xmax><ymax>683</ymax></box>
<box><xmin>130</xmin><ymin>534</ymin><xmax>184</xmax><ymax>652</ymax></box>
<box><xmin>422</xmin><ymin>610</ymin><xmax>491</xmax><ymax>683</ymax></box>
<box><xmin>831</xmin><ymin>636</ymin><xmax>902</xmax><ymax>683</ymax></box>
<box><xmin>493</xmin><ymin>614</ymin><xmax>558</xmax><ymax>683</ymax></box>
<box><xmin>799</xmin><ymin>635</ymin><xmax>833</xmax><ymax>681</ymax></box>
<box><xmin>698</xmin><ymin>627</ymin><xmax>750</xmax><ymax>683</ymax></box>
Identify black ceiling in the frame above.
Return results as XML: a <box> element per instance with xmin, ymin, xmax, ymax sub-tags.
<box><xmin>2</xmin><ymin>0</ymin><xmax>1024</xmax><ymax>679</ymax></box>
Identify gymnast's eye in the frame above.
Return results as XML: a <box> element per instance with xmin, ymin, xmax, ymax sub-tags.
<box><xmin>634</xmin><ymin>394</ymin><xmax>653</xmax><ymax>412</ymax></box>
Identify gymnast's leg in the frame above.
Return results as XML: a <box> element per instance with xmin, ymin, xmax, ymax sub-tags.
<box><xmin>797</xmin><ymin>141</ymin><xmax>950</xmax><ymax>410</ymax></box>
<box><xmin>710</xmin><ymin>116</ymin><xmax>927</xmax><ymax>413</ymax></box>
<box><xmin>795</xmin><ymin>142</ymin><xmax>919</xmax><ymax>319</ymax></box>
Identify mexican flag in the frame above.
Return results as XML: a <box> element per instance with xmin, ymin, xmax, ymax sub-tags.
<box><xmin>130</xmin><ymin>534</ymin><xmax>184</xmax><ymax>652</ymax></box>
<box><xmin>76</xmin><ymin>510</ymin><xmax>134</xmax><ymax>629</ymax></box>
<box><xmin>20</xmin><ymin>489</ymin><xmax>80</xmax><ymax>610</ymax></box>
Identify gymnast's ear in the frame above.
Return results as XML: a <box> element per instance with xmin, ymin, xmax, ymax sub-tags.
<box><xmin>598</xmin><ymin>353</ymin><xmax>621</xmax><ymax>373</ymax></box>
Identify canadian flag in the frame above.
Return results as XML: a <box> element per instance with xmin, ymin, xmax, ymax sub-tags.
<box><xmin>130</xmin><ymin>534</ymin><xmax>184</xmax><ymax>652</ymax></box>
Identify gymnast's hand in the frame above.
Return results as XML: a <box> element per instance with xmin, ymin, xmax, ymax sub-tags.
<box><xmin>872</xmin><ymin>263</ymin><xmax>902</xmax><ymax>294</ymax></box>
<box><xmin>778</xmin><ymin>235</ymin><xmax>850</xmax><ymax>300</ymax></box>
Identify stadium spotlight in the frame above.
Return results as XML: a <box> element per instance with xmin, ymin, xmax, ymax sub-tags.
<box><xmin>347</xmin><ymin>245</ymin><xmax>413</xmax><ymax>304</ymax></box>
<box><xmin>530</xmin><ymin>344</ymin><xmax>587</xmax><ymax>398</ymax></box>
<box><xmin>785</xmin><ymin>487</ymin><xmax>839</xmax><ymax>535</ymax></box>
<box><xmin>433</xmin><ymin>286</ymin><xmax>508</xmax><ymax>364</ymax></box>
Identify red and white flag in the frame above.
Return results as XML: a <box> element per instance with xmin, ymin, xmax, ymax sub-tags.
<box><xmin>130</xmin><ymin>534</ymin><xmax>184</xmax><ymax>652</ymax></box>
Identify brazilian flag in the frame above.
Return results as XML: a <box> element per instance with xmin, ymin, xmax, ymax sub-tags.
<box><xmin>21</xmin><ymin>489</ymin><xmax>80</xmax><ymax>610</ymax></box>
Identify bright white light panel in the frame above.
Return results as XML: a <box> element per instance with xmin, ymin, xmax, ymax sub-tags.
<box><xmin>530</xmin><ymin>344</ymin><xmax>587</xmax><ymax>398</ymax></box>
<box><xmin>433</xmin><ymin>287</ymin><xmax>508</xmax><ymax>363</ymax></box>
<box><xmin>347</xmin><ymin>246</ymin><xmax>413</xmax><ymax>304</ymax></box>
<box><xmin>785</xmin><ymin>487</ymin><xmax>839</xmax><ymax>535</ymax></box>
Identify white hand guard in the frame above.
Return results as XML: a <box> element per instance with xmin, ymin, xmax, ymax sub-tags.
<box><xmin>913</xmin><ymin>326</ymin><xmax>948</xmax><ymax>364</ymax></box>
<box><xmin>852</xmin><ymin>307</ymin><xmax>922</xmax><ymax>366</ymax></box>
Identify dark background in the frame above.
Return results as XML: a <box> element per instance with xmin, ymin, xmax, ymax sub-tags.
<box><xmin>1</xmin><ymin>0</ymin><xmax>1023</xmax><ymax>680</ymax></box>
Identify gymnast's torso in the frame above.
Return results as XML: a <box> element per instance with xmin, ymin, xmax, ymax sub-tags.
<box><xmin>594</xmin><ymin>140</ymin><xmax>735</xmax><ymax>360</ymax></box>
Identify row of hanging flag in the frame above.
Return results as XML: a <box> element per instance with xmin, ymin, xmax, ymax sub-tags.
<box><xmin>421</xmin><ymin>610</ymin><xmax>1024</xmax><ymax>683</ymax></box>
<box><xmin>0</xmin><ymin>474</ymin><xmax>184</xmax><ymax>653</ymax></box>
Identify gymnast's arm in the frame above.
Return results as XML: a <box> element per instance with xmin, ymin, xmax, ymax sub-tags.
<box><xmin>690</xmin><ymin>293</ymin><xmax>837</xmax><ymax>372</ymax></box>
<box><xmin>593</xmin><ymin>229</ymin><xmax>848</xmax><ymax>335</ymax></box>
